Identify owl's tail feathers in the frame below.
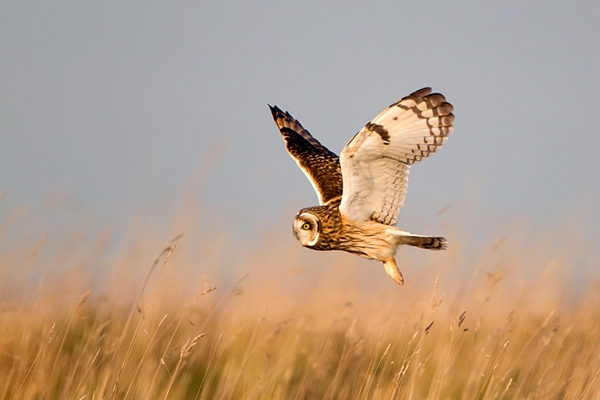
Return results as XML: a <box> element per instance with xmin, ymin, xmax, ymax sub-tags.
<box><xmin>383</xmin><ymin>258</ymin><xmax>404</xmax><ymax>285</ymax></box>
<box><xmin>392</xmin><ymin>231</ymin><xmax>448</xmax><ymax>250</ymax></box>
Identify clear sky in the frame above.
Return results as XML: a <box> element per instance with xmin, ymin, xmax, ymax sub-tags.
<box><xmin>1</xmin><ymin>1</ymin><xmax>599</xmax><ymax>273</ymax></box>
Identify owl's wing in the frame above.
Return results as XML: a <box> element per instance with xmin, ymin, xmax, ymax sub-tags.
<box><xmin>339</xmin><ymin>88</ymin><xmax>454</xmax><ymax>225</ymax></box>
<box><xmin>270</xmin><ymin>105</ymin><xmax>343</xmax><ymax>205</ymax></box>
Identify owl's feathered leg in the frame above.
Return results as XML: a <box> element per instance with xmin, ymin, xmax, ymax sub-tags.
<box><xmin>383</xmin><ymin>258</ymin><xmax>404</xmax><ymax>285</ymax></box>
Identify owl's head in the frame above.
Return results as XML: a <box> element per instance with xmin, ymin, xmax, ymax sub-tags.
<box><xmin>293</xmin><ymin>212</ymin><xmax>321</xmax><ymax>247</ymax></box>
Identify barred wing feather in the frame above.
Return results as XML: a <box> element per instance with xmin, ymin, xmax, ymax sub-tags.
<box><xmin>270</xmin><ymin>105</ymin><xmax>343</xmax><ymax>205</ymax></box>
<box><xmin>339</xmin><ymin>88</ymin><xmax>454</xmax><ymax>225</ymax></box>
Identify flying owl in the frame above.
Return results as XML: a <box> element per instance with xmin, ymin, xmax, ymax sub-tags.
<box><xmin>270</xmin><ymin>87</ymin><xmax>454</xmax><ymax>285</ymax></box>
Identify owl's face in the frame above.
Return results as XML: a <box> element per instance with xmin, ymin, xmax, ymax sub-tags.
<box><xmin>293</xmin><ymin>212</ymin><xmax>321</xmax><ymax>247</ymax></box>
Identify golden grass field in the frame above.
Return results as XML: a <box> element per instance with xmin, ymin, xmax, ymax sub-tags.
<box><xmin>1</xmin><ymin>203</ymin><xmax>599</xmax><ymax>399</ymax></box>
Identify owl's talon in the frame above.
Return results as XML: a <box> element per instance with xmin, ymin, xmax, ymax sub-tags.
<box><xmin>383</xmin><ymin>259</ymin><xmax>404</xmax><ymax>285</ymax></box>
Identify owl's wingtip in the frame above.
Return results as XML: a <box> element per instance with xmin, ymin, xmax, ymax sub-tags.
<box><xmin>269</xmin><ymin>104</ymin><xmax>284</xmax><ymax>119</ymax></box>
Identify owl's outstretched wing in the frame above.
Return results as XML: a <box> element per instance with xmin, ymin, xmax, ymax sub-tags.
<box><xmin>339</xmin><ymin>88</ymin><xmax>454</xmax><ymax>225</ymax></box>
<box><xmin>270</xmin><ymin>105</ymin><xmax>343</xmax><ymax>205</ymax></box>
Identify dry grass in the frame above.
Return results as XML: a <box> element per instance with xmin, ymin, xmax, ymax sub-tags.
<box><xmin>1</xmin><ymin>208</ymin><xmax>599</xmax><ymax>399</ymax></box>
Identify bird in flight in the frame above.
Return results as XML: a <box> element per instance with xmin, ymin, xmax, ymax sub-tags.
<box><xmin>270</xmin><ymin>88</ymin><xmax>454</xmax><ymax>284</ymax></box>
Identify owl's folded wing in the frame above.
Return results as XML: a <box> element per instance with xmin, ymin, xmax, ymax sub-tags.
<box><xmin>270</xmin><ymin>105</ymin><xmax>343</xmax><ymax>205</ymax></box>
<box><xmin>339</xmin><ymin>88</ymin><xmax>454</xmax><ymax>225</ymax></box>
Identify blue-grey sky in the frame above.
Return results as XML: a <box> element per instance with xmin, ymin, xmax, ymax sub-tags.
<box><xmin>2</xmin><ymin>1</ymin><xmax>599</xmax><ymax>269</ymax></box>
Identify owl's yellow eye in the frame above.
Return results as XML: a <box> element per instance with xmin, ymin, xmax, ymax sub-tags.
<box><xmin>302</xmin><ymin>222</ymin><xmax>311</xmax><ymax>230</ymax></box>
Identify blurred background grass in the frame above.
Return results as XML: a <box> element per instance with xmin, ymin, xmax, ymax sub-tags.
<box><xmin>2</xmin><ymin>2</ymin><xmax>600</xmax><ymax>397</ymax></box>
<box><xmin>1</xmin><ymin>191</ymin><xmax>599</xmax><ymax>399</ymax></box>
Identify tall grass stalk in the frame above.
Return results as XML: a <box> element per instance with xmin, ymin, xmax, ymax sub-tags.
<box><xmin>0</xmin><ymin>211</ymin><xmax>599</xmax><ymax>399</ymax></box>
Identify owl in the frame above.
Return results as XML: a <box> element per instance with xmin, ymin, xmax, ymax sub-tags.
<box><xmin>270</xmin><ymin>87</ymin><xmax>454</xmax><ymax>285</ymax></box>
